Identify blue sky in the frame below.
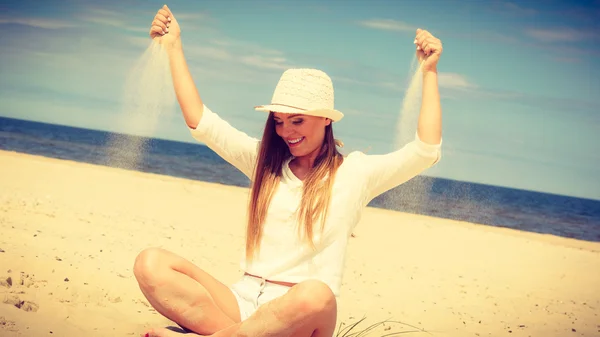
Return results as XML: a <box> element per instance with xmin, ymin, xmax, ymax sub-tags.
<box><xmin>1</xmin><ymin>0</ymin><xmax>599</xmax><ymax>200</ymax></box>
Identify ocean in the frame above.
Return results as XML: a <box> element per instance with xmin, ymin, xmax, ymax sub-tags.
<box><xmin>2</xmin><ymin>116</ymin><xmax>599</xmax><ymax>242</ymax></box>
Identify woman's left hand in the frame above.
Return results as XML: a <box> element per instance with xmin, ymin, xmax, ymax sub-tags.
<box><xmin>414</xmin><ymin>28</ymin><xmax>443</xmax><ymax>73</ymax></box>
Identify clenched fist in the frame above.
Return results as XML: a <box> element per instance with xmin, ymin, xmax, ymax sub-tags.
<box><xmin>149</xmin><ymin>5</ymin><xmax>181</xmax><ymax>49</ymax></box>
<box><xmin>414</xmin><ymin>29</ymin><xmax>443</xmax><ymax>73</ymax></box>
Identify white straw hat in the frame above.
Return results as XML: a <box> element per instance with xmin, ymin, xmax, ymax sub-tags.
<box><xmin>254</xmin><ymin>68</ymin><xmax>344</xmax><ymax>122</ymax></box>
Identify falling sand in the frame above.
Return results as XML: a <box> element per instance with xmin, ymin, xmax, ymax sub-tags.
<box><xmin>385</xmin><ymin>55</ymin><xmax>433</xmax><ymax>213</ymax></box>
<box><xmin>103</xmin><ymin>40</ymin><xmax>176</xmax><ymax>170</ymax></box>
<box><xmin>395</xmin><ymin>54</ymin><xmax>423</xmax><ymax>148</ymax></box>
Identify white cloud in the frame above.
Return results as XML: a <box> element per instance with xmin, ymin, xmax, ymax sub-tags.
<box><xmin>82</xmin><ymin>15</ymin><xmax>147</xmax><ymax>32</ymax></box>
<box><xmin>335</xmin><ymin>72</ymin><xmax>477</xmax><ymax>92</ymax></box>
<box><xmin>438</xmin><ymin>73</ymin><xmax>477</xmax><ymax>89</ymax></box>
<box><xmin>239</xmin><ymin>55</ymin><xmax>292</xmax><ymax>70</ymax></box>
<box><xmin>553</xmin><ymin>56</ymin><xmax>581</xmax><ymax>64</ymax></box>
<box><xmin>74</xmin><ymin>7</ymin><xmax>289</xmax><ymax>72</ymax></box>
<box><xmin>462</xmin><ymin>31</ymin><xmax>518</xmax><ymax>44</ymax></box>
<box><xmin>525</xmin><ymin>27</ymin><xmax>595</xmax><ymax>43</ymax></box>
<box><xmin>209</xmin><ymin>39</ymin><xmax>231</xmax><ymax>47</ymax></box>
<box><xmin>357</xmin><ymin>19</ymin><xmax>415</xmax><ymax>32</ymax></box>
<box><xmin>179</xmin><ymin>39</ymin><xmax>293</xmax><ymax>72</ymax></box>
<box><xmin>493</xmin><ymin>1</ymin><xmax>538</xmax><ymax>16</ymax></box>
<box><xmin>78</xmin><ymin>7</ymin><xmax>147</xmax><ymax>33</ymax></box>
<box><xmin>174</xmin><ymin>12</ymin><xmax>211</xmax><ymax>21</ymax></box>
<box><xmin>185</xmin><ymin>44</ymin><xmax>234</xmax><ymax>61</ymax></box>
<box><xmin>333</xmin><ymin>76</ymin><xmax>370</xmax><ymax>86</ymax></box>
<box><xmin>333</xmin><ymin>76</ymin><xmax>402</xmax><ymax>93</ymax></box>
<box><xmin>87</xmin><ymin>8</ymin><xmax>119</xmax><ymax>17</ymax></box>
<box><xmin>0</xmin><ymin>17</ymin><xmax>75</xmax><ymax>29</ymax></box>
<box><xmin>209</xmin><ymin>38</ymin><xmax>284</xmax><ymax>57</ymax></box>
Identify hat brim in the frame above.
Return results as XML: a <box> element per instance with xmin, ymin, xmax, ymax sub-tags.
<box><xmin>254</xmin><ymin>104</ymin><xmax>344</xmax><ymax>122</ymax></box>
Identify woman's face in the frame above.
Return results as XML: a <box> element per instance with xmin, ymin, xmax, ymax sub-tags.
<box><xmin>273</xmin><ymin>112</ymin><xmax>331</xmax><ymax>158</ymax></box>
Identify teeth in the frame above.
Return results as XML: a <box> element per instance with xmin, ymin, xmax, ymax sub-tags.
<box><xmin>288</xmin><ymin>137</ymin><xmax>303</xmax><ymax>144</ymax></box>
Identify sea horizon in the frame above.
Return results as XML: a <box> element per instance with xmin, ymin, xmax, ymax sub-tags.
<box><xmin>2</xmin><ymin>115</ymin><xmax>599</xmax><ymax>243</ymax></box>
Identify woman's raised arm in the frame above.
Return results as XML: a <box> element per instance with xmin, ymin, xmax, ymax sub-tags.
<box><xmin>358</xmin><ymin>28</ymin><xmax>444</xmax><ymax>203</ymax></box>
<box><xmin>150</xmin><ymin>5</ymin><xmax>259</xmax><ymax>179</ymax></box>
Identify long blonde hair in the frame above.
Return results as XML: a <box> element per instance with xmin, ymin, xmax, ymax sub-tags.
<box><xmin>245</xmin><ymin>112</ymin><xmax>344</xmax><ymax>262</ymax></box>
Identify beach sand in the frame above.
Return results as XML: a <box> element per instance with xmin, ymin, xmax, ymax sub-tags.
<box><xmin>1</xmin><ymin>149</ymin><xmax>599</xmax><ymax>337</ymax></box>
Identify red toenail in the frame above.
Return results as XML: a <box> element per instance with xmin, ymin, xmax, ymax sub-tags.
<box><xmin>145</xmin><ymin>334</ymin><xmax>149</xmax><ymax>337</ymax></box>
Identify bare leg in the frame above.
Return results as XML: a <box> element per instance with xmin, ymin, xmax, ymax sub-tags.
<box><xmin>133</xmin><ymin>247</ymin><xmax>241</xmax><ymax>335</ymax></box>
<box><xmin>210</xmin><ymin>279</ymin><xmax>337</xmax><ymax>337</ymax></box>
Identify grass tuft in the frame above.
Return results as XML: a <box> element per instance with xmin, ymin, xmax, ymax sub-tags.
<box><xmin>335</xmin><ymin>316</ymin><xmax>432</xmax><ymax>337</ymax></box>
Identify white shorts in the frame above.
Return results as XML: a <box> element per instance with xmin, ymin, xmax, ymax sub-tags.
<box><xmin>229</xmin><ymin>274</ymin><xmax>292</xmax><ymax>321</ymax></box>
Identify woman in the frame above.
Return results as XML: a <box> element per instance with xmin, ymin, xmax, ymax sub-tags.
<box><xmin>135</xmin><ymin>5</ymin><xmax>443</xmax><ymax>337</ymax></box>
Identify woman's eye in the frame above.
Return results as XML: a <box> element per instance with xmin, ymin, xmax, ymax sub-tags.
<box><xmin>292</xmin><ymin>119</ymin><xmax>303</xmax><ymax>125</ymax></box>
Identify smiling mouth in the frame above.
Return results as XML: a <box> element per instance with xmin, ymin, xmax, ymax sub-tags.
<box><xmin>287</xmin><ymin>137</ymin><xmax>304</xmax><ymax>147</ymax></box>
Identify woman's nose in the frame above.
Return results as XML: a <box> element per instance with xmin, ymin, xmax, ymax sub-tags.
<box><xmin>279</xmin><ymin>125</ymin><xmax>293</xmax><ymax>138</ymax></box>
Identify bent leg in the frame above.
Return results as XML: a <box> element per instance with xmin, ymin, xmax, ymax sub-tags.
<box><xmin>133</xmin><ymin>247</ymin><xmax>241</xmax><ymax>335</ymax></box>
<box><xmin>210</xmin><ymin>279</ymin><xmax>337</xmax><ymax>337</ymax></box>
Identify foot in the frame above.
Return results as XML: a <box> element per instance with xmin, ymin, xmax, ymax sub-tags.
<box><xmin>142</xmin><ymin>327</ymin><xmax>200</xmax><ymax>337</ymax></box>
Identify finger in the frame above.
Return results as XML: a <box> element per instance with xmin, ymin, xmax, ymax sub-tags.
<box><xmin>416</xmin><ymin>49</ymin><xmax>425</xmax><ymax>63</ymax></box>
<box><xmin>423</xmin><ymin>40</ymin><xmax>438</xmax><ymax>55</ymax></box>
<box><xmin>158</xmin><ymin>9</ymin><xmax>170</xmax><ymax>21</ymax></box>
<box><xmin>155</xmin><ymin>13</ymin><xmax>169</xmax><ymax>26</ymax></box>
<box><xmin>163</xmin><ymin>4</ymin><xmax>174</xmax><ymax>18</ymax></box>
<box><xmin>425</xmin><ymin>37</ymin><xmax>440</xmax><ymax>50</ymax></box>
<box><xmin>424</xmin><ymin>45</ymin><xmax>433</xmax><ymax>56</ymax></box>
<box><xmin>152</xmin><ymin>19</ymin><xmax>167</xmax><ymax>32</ymax></box>
<box><xmin>421</xmin><ymin>42</ymin><xmax>429</xmax><ymax>55</ymax></box>
<box><xmin>427</xmin><ymin>42</ymin><xmax>442</xmax><ymax>56</ymax></box>
<box><xmin>423</xmin><ymin>39</ymin><xmax>436</xmax><ymax>56</ymax></box>
<box><xmin>416</xmin><ymin>32</ymin><xmax>428</xmax><ymax>47</ymax></box>
<box><xmin>415</xmin><ymin>28</ymin><xmax>423</xmax><ymax>37</ymax></box>
<box><xmin>150</xmin><ymin>25</ymin><xmax>165</xmax><ymax>37</ymax></box>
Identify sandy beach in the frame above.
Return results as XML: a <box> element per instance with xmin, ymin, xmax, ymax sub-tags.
<box><xmin>1</xmin><ymin>149</ymin><xmax>599</xmax><ymax>337</ymax></box>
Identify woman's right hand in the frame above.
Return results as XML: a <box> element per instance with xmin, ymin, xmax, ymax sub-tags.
<box><xmin>149</xmin><ymin>5</ymin><xmax>181</xmax><ymax>48</ymax></box>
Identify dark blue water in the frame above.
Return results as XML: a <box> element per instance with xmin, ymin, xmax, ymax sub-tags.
<box><xmin>2</xmin><ymin>116</ymin><xmax>599</xmax><ymax>242</ymax></box>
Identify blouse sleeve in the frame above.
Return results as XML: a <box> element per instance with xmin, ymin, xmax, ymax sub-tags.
<box><xmin>188</xmin><ymin>104</ymin><xmax>260</xmax><ymax>180</ymax></box>
<box><xmin>358</xmin><ymin>132</ymin><xmax>442</xmax><ymax>204</ymax></box>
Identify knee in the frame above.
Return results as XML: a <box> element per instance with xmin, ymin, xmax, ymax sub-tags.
<box><xmin>133</xmin><ymin>247</ymin><xmax>168</xmax><ymax>287</ymax></box>
<box><xmin>290</xmin><ymin>280</ymin><xmax>337</xmax><ymax>317</ymax></box>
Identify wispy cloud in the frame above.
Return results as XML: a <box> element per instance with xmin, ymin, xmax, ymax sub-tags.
<box><xmin>239</xmin><ymin>55</ymin><xmax>292</xmax><ymax>70</ymax></box>
<box><xmin>171</xmin><ymin>11</ymin><xmax>216</xmax><ymax>32</ymax></box>
<box><xmin>458</xmin><ymin>31</ymin><xmax>518</xmax><ymax>44</ymax></box>
<box><xmin>185</xmin><ymin>40</ymin><xmax>292</xmax><ymax>71</ymax></box>
<box><xmin>78</xmin><ymin>7</ymin><xmax>147</xmax><ymax>33</ymax></box>
<box><xmin>185</xmin><ymin>44</ymin><xmax>233</xmax><ymax>61</ymax></box>
<box><xmin>467</xmin><ymin>88</ymin><xmax>599</xmax><ymax>116</ymax></box>
<box><xmin>209</xmin><ymin>38</ymin><xmax>284</xmax><ymax>56</ymax></box>
<box><xmin>492</xmin><ymin>1</ymin><xmax>538</xmax><ymax>16</ymax></box>
<box><xmin>335</xmin><ymin>71</ymin><xmax>477</xmax><ymax>94</ymax></box>
<box><xmin>548</xmin><ymin>4</ymin><xmax>600</xmax><ymax>24</ymax></box>
<box><xmin>357</xmin><ymin>19</ymin><xmax>416</xmax><ymax>32</ymax></box>
<box><xmin>0</xmin><ymin>17</ymin><xmax>75</xmax><ymax>29</ymax></box>
<box><xmin>438</xmin><ymin>73</ymin><xmax>477</xmax><ymax>90</ymax></box>
<box><xmin>174</xmin><ymin>12</ymin><xmax>211</xmax><ymax>21</ymax></box>
<box><xmin>552</xmin><ymin>56</ymin><xmax>581</xmax><ymax>64</ymax></box>
<box><xmin>333</xmin><ymin>75</ymin><xmax>404</xmax><ymax>93</ymax></box>
<box><xmin>525</xmin><ymin>27</ymin><xmax>592</xmax><ymax>43</ymax></box>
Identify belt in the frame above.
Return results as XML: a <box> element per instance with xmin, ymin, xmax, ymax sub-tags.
<box><xmin>244</xmin><ymin>272</ymin><xmax>297</xmax><ymax>288</ymax></box>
